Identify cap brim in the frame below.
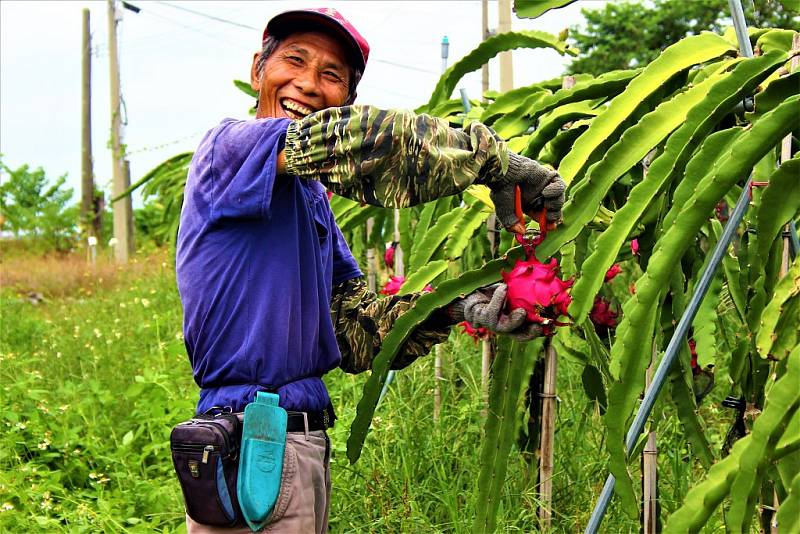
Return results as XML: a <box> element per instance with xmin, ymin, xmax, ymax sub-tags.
<box><xmin>266</xmin><ymin>11</ymin><xmax>365</xmax><ymax>71</ymax></box>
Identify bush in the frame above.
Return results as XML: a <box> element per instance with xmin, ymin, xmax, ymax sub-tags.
<box><xmin>0</xmin><ymin>159</ymin><xmax>79</xmax><ymax>253</ymax></box>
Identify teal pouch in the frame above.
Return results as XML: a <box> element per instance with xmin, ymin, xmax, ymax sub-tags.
<box><xmin>237</xmin><ymin>392</ymin><xmax>288</xmax><ymax>532</ymax></box>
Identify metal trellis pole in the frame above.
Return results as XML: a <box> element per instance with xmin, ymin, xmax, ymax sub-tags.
<box><xmin>584</xmin><ymin>1</ymin><xmax>755</xmax><ymax>531</ymax></box>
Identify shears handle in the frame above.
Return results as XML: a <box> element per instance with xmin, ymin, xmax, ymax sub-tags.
<box><xmin>514</xmin><ymin>185</ymin><xmax>550</xmax><ymax>237</ymax></box>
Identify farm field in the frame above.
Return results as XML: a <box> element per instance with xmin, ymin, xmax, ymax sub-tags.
<box><xmin>0</xmin><ymin>252</ymin><xmax>734</xmax><ymax>532</ymax></box>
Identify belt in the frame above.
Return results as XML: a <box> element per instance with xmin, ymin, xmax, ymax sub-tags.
<box><xmin>215</xmin><ymin>402</ymin><xmax>335</xmax><ymax>433</ymax></box>
<box><xmin>286</xmin><ymin>406</ymin><xmax>334</xmax><ymax>433</ymax></box>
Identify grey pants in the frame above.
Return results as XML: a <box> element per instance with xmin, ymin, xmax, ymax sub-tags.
<box><xmin>186</xmin><ymin>430</ymin><xmax>331</xmax><ymax>534</ymax></box>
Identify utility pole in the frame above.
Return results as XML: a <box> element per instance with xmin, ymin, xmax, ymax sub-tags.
<box><xmin>481</xmin><ymin>0</ymin><xmax>490</xmax><ymax>96</ymax></box>
<box><xmin>108</xmin><ymin>0</ymin><xmax>134</xmax><ymax>261</ymax></box>
<box><xmin>81</xmin><ymin>8</ymin><xmax>96</xmax><ymax>239</ymax></box>
<box><xmin>498</xmin><ymin>0</ymin><xmax>514</xmax><ymax>91</ymax></box>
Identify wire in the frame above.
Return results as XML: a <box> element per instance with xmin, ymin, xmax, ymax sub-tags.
<box><xmin>153</xmin><ymin>1</ymin><xmax>259</xmax><ymax>31</ymax></box>
<box><xmin>113</xmin><ymin>2</ymin><xmax>439</xmax><ymax>76</ymax></box>
<box><xmin>372</xmin><ymin>58</ymin><xmax>438</xmax><ymax>75</ymax></box>
<box><xmin>132</xmin><ymin>1</ymin><xmax>436</xmax><ymax>75</ymax></box>
<box><xmin>126</xmin><ymin>129</ymin><xmax>207</xmax><ymax>156</ymax></box>
<box><xmin>135</xmin><ymin>8</ymin><xmax>252</xmax><ymax>52</ymax></box>
<box><xmin>357</xmin><ymin>83</ymin><xmax>420</xmax><ymax>101</ymax></box>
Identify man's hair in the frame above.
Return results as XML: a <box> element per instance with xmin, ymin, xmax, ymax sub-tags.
<box><xmin>256</xmin><ymin>35</ymin><xmax>362</xmax><ymax>106</ymax></box>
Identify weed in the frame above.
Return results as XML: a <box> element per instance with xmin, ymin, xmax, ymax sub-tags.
<box><xmin>1</xmin><ymin>252</ymin><xmax>733</xmax><ymax>532</ymax></box>
<box><xmin>1</xmin><ymin>248</ymin><xmax>169</xmax><ymax>299</ymax></box>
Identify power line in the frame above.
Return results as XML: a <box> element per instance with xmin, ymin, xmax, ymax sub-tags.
<box><xmin>372</xmin><ymin>58</ymin><xmax>438</xmax><ymax>75</ymax></box>
<box><xmin>358</xmin><ymin>83</ymin><xmax>421</xmax><ymax>101</ymax></box>
<box><xmin>135</xmin><ymin>8</ymin><xmax>252</xmax><ymax>52</ymax></box>
<box><xmin>126</xmin><ymin>129</ymin><xmax>206</xmax><ymax>156</ymax></box>
<box><xmin>153</xmin><ymin>1</ymin><xmax>259</xmax><ymax>31</ymax></box>
<box><xmin>110</xmin><ymin>3</ymin><xmax>440</xmax><ymax>76</ymax></box>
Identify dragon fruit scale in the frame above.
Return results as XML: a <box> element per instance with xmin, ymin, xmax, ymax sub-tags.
<box><xmin>501</xmin><ymin>255</ymin><xmax>573</xmax><ymax>334</ymax></box>
<box><xmin>459</xmin><ymin>321</ymin><xmax>490</xmax><ymax>343</ymax></box>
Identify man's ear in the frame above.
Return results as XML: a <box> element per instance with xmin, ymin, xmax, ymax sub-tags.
<box><xmin>250</xmin><ymin>52</ymin><xmax>262</xmax><ymax>92</ymax></box>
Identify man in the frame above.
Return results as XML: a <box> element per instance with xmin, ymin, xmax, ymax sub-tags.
<box><xmin>176</xmin><ymin>7</ymin><xmax>565</xmax><ymax>533</ymax></box>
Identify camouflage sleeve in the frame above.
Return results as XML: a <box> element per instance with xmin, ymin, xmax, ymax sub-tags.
<box><xmin>284</xmin><ymin>105</ymin><xmax>509</xmax><ymax>208</ymax></box>
<box><xmin>330</xmin><ymin>276</ymin><xmax>452</xmax><ymax>374</ymax></box>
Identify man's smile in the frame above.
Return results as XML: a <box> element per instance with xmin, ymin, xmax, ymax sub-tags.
<box><xmin>280</xmin><ymin>98</ymin><xmax>315</xmax><ymax>119</ymax></box>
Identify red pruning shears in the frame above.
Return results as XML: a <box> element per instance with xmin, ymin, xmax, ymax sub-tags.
<box><xmin>514</xmin><ymin>184</ymin><xmax>549</xmax><ymax>250</ymax></box>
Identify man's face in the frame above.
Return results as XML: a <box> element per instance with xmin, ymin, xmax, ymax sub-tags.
<box><xmin>250</xmin><ymin>31</ymin><xmax>351</xmax><ymax>120</ymax></box>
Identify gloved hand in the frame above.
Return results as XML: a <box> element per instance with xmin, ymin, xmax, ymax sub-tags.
<box><xmin>448</xmin><ymin>283</ymin><xmax>543</xmax><ymax>342</ymax></box>
<box><xmin>482</xmin><ymin>152</ymin><xmax>566</xmax><ymax>235</ymax></box>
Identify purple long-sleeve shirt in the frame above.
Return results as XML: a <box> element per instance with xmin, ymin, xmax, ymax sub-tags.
<box><xmin>176</xmin><ymin>117</ymin><xmax>361</xmax><ymax>413</ymax></box>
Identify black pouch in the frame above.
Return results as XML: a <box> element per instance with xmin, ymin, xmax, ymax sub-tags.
<box><xmin>170</xmin><ymin>408</ymin><xmax>243</xmax><ymax>527</ymax></box>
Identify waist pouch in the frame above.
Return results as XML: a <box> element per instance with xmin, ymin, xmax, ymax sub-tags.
<box><xmin>170</xmin><ymin>409</ymin><xmax>243</xmax><ymax>527</ymax></box>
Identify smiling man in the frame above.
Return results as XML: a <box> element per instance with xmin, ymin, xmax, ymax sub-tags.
<box><xmin>176</xmin><ymin>7</ymin><xmax>565</xmax><ymax>533</ymax></box>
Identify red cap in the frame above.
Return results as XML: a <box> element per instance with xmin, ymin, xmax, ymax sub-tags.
<box><xmin>263</xmin><ymin>8</ymin><xmax>370</xmax><ymax>72</ymax></box>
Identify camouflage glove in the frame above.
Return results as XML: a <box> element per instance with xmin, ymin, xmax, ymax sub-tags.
<box><xmin>482</xmin><ymin>152</ymin><xmax>566</xmax><ymax>234</ymax></box>
<box><xmin>448</xmin><ymin>284</ymin><xmax>543</xmax><ymax>342</ymax></box>
<box><xmin>284</xmin><ymin>105</ymin><xmax>508</xmax><ymax>208</ymax></box>
<box><xmin>283</xmin><ymin>105</ymin><xmax>561</xmax><ymax>231</ymax></box>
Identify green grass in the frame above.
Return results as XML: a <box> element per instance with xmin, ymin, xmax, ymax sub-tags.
<box><xmin>1</xmin><ymin>251</ymin><xmax>733</xmax><ymax>532</ymax></box>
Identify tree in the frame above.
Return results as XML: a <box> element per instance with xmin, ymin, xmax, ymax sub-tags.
<box><xmin>134</xmin><ymin>199</ymin><xmax>168</xmax><ymax>248</ymax></box>
<box><xmin>567</xmin><ymin>0</ymin><xmax>800</xmax><ymax>76</ymax></box>
<box><xmin>0</xmin><ymin>159</ymin><xmax>79</xmax><ymax>252</ymax></box>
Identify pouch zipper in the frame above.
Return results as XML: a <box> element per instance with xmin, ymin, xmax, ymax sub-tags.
<box><xmin>173</xmin><ymin>443</ymin><xmax>217</xmax><ymax>464</ymax></box>
<box><xmin>188</xmin><ymin>417</ymin><xmax>237</xmax><ymax>455</ymax></box>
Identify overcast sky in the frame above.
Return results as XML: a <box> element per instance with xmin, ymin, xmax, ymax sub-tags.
<box><xmin>0</xmin><ymin>1</ymin><xmax>607</xmax><ymax>206</ymax></box>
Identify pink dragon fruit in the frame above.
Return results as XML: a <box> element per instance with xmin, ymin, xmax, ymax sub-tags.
<box><xmin>604</xmin><ymin>264</ymin><xmax>622</xmax><ymax>282</ymax></box>
<box><xmin>631</xmin><ymin>238</ymin><xmax>640</xmax><ymax>256</ymax></box>
<box><xmin>714</xmin><ymin>201</ymin><xmax>729</xmax><ymax>223</ymax></box>
<box><xmin>459</xmin><ymin>321</ymin><xmax>490</xmax><ymax>343</ymax></box>
<box><xmin>381</xmin><ymin>276</ymin><xmax>404</xmax><ymax>295</ymax></box>
<box><xmin>501</xmin><ymin>255</ymin><xmax>573</xmax><ymax>335</ymax></box>
<box><xmin>688</xmin><ymin>339</ymin><xmax>699</xmax><ymax>374</ymax></box>
<box><xmin>380</xmin><ymin>276</ymin><xmax>432</xmax><ymax>296</ymax></box>
<box><xmin>603</xmin><ymin>263</ymin><xmax>622</xmax><ymax>282</ymax></box>
<box><xmin>590</xmin><ymin>295</ymin><xmax>618</xmax><ymax>339</ymax></box>
<box><xmin>688</xmin><ymin>338</ymin><xmax>714</xmax><ymax>402</ymax></box>
<box><xmin>384</xmin><ymin>242</ymin><xmax>396</xmax><ymax>269</ymax></box>
<box><xmin>590</xmin><ymin>296</ymin><xmax>618</xmax><ymax>328</ymax></box>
